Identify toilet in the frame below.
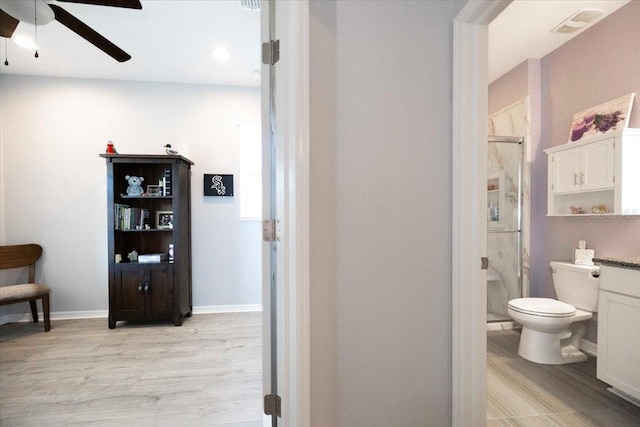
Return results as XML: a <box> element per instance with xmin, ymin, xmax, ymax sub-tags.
<box><xmin>508</xmin><ymin>261</ymin><xmax>600</xmax><ymax>365</ymax></box>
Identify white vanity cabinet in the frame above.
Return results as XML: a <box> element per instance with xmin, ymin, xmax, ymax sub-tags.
<box><xmin>544</xmin><ymin>128</ymin><xmax>640</xmax><ymax>216</ymax></box>
<box><xmin>597</xmin><ymin>265</ymin><xmax>640</xmax><ymax>403</ymax></box>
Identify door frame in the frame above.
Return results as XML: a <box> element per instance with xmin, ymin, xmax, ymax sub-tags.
<box><xmin>452</xmin><ymin>1</ymin><xmax>511</xmax><ymax>426</ymax></box>
<box><xmin>279</xmin><ymin>1</ymin><xmax>512</xmax><ymax>425</ymax></box>
<box><xmin>263</xmin><ymin>1</ymin><xmax>311</xmax><ymax>426</ymax></box>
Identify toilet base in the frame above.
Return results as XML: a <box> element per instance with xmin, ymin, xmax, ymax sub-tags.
<box><xmin>518</xmin><ymin>322</ymin><xmax>588</xmax><ymax>365</ymax></box>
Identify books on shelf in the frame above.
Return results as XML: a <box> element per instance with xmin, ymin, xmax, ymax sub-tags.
<box><xmin>114</xmin><ymin>204</ymin><xmax>150</xmax><ymax>230</ymax></box>
<box><xmin>163</xmin><ymin>168</ymin><xmax>172</xmax><ymax>196</ymax></box>
<box><xmin>138</xmin><ymin>253</ymin><xmax>168</xmax><ymax>263</ymax></box>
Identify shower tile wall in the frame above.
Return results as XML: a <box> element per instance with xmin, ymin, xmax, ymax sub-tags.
<box><xmin>488</xmin><ymin>98</ymin><xmax>531</xmax><ymax>319</ymax></box>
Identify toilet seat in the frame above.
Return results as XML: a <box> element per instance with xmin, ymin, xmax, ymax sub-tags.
<box><xmin>508</xmin><ymin>297</ymin><xmax>576</xmax><ymax>318</ymax></box>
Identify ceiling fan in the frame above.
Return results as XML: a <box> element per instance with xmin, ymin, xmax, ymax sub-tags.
<box><xmin>0</xmin><ymin>0</ymin><xmax>142</xmax><ymax>62</ymax></box>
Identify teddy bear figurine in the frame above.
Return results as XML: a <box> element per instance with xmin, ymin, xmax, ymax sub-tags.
<box><xmin>125</xmin><ymin>175</ymin><xmax>145</xmax><ymax>196</ymax></box>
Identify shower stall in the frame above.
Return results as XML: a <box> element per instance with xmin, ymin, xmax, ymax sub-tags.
<box><xmin>487</xmin><ymin>135</ymin><xmax>524</xmax><ymax>323</ymax></box>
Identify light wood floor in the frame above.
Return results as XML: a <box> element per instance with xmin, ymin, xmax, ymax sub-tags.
<box><xmin>487</xmin><ymin>330</ymin><xmax>640</xmax><ymax>426</ymax></box>
<box><xmin>0</xmin><ymin>313</ymin><xmax>263</xmax><ymax>427</ymax></box>
<box><xmin>5</xmin><ymin>316</ymin><xmax>640</xmax><ymax>426</ymax></box>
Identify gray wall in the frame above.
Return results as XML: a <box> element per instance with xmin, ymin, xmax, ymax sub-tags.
<box><xmin>0</xmin><ymin>76</ymin><xmax>262</xmax><ymax>319</ymax></box>
<box><xmin>310</xmin><ymin>1</ymin><xmax>456</xmax><ymax>425</ymax></box>
<box><xmin>489</xmin><ymin>1</ymin><xmax>640</xmax><ymax>342</ymax></box>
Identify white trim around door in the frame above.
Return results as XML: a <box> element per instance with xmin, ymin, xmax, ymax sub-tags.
<box><xmin>273</xmin><ymin>1</ymin><xmax>311</xmax><ymax>426</ymax></box>
<box><xmin>452</xmin><ymin>1</ymin><xmax>512</xmax><ymax>426</ymax></box>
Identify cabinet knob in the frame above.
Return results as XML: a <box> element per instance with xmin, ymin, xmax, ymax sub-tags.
<box><xmin>580</xmin><ymin>172</ymin><xmax>585</xmax><ymax>185</ymax></box>
<box><xmin>144</xmin><ymin>284</ymin><xmax>149</xmax><ymax>294</ymax></box>
<box><xmin>574</xmin><ymin>173</ymin><xmax>579</xmax><ymax>185</ymax></box>
<box><xmin>137</xmin><ymin>284</ymin><xmax>143</xmax><ymax>292</ymax></box>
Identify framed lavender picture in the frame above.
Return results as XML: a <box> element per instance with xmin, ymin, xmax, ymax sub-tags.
<box><xmin>568</xmin><ymin>93</ymin><xmax>635</xmax><ymax>143</ymax></box>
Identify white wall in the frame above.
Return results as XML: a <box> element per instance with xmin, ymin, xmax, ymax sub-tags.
<box><xmin>0</xmin><ymin>75</ymin><xmax>262</xmax><ymax>319</ymax></box>
<box><xmin>309</xmin><ymin>1</ymin><xmax>338</xmax><ymax>425</ymax></box>
<box><xmin>310</xmin><ymin>1</ymin><xmax>456</xmax><ymax>425</ymax></box>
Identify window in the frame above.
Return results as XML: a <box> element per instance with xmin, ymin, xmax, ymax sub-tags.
<box><xmin>238</xmin><ymin>121</ymin><xmax>262</xmax><ymax>220</ymax></box>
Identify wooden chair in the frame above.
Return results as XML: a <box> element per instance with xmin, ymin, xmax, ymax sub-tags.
<box><xmin>0</xmin><ymin>244</ymin><xmax>51</xmax><ymax>332</ymax></box>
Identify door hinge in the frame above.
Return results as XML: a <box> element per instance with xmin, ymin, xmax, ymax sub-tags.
<box><xmin>481</xmin><ymin>257</ymin><xmax>489</xmax><ymax>270</ymax></box>
<box><xmin>263</xmin><ymin>219</ymin><xmax>281</xmax><ymax>242</ymax></box>
<box><xmin>264</xmin><ymin>393</ymin><xmax>281</xmax><ymax>417</ymax></box>
<box><xmin>262</xmin><ymin>40</ymin><xmax>280</xmax><ymax>65</ymax></box>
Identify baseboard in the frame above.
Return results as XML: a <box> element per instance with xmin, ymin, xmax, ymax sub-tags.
<box><xmin>607</xmin><ymin>387</ymin><xmax>640</xmax><ymax>407</ymax></box>
<box><xmin>580</xmin><ymin>338</ymin><xmax>597</xmax><ymax>357</ymax></box>
<box><xmin>0</xmin><ymin>310</ymin><xmax>109</xmax><ymax>325</ymax></box>
<box><xmin>192</xmin><ymin>304</ymin><xmax>262</xmax><ymax>314</ymax></box>
<box><xmin>487</xmin><ymin>321</ymin><xmax>520</xmax><ymax>331</ymax></box>
<box><xmin>0</xmin><ymin>304</ymin><xmax>262</xmax><ymax>326</ymax></box>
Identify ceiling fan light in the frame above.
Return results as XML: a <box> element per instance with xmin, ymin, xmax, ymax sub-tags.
<box><xmin>12</xmin><ymin>34</ymin><xmax>39</xmax><ymax>50</ymax></box>
<box><xmin>211</xmin><ymin>47</ymin><xmax>230</xmax><ymax>61</ymax></box>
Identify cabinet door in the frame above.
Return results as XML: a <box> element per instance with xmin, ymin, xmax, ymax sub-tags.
<box><xmin>113</xmin><ymin>265</ymin><xmax>145</xmax><ymax>320</ymax></box>
<box><xmin>581</xmin><ymin>138</ymin><xmax>615</xmax><ymax>191</ymax></box>
<box><xmin>597</xmin><ymin>290</ymin><xmax>640</xmax><ymax>400</ymax></box>
<box><xmin>145</xmin><ymin>264</ymin><xmax>174</xmax><ymax>317</ymax></box>
<box><xmin>551</xmin><ymin>148</ymin><xmax>580</xmax><ymax>194</ymax></box>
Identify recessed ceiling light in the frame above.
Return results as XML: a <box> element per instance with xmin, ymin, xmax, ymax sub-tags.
<box><xmin>211</xmin><ymin>47</ymin><xmax>230</xmax><ymax>61</ymax></box>
<box><xmin>551</xmin><ymin>9</ymin><xmax>604</xmax><ymax>34</ymax></box>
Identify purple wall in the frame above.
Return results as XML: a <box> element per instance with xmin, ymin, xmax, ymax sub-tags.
<box><xmin>488</xmin><ymin>60</ymin><xmax>528</xmax><ymax>115</ymax></box>
<box><xmin>489</xmin><ymin>2</ymin><xmax>640</xmax><ymax>342</ymax></box>
<box><xmin>539</xmin><ymin>1</ymin><xmax>640</xmax><ymax>298</ymax></box>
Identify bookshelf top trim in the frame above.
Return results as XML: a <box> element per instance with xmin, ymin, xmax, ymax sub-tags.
<box><xmin>100</xmin><ymin>153</ymin><xmax>194</xmax><ymax>166</ymax></box>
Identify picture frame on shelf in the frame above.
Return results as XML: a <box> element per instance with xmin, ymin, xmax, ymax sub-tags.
<box><xmin>156</xmin><ymin>211</ymin><xmax>173</xmax><ymax>229</ymax></box>
<box><xmin>146</xmin><ymin>185</ymin><xmax>162</xmax><ymax>197</ymax></box>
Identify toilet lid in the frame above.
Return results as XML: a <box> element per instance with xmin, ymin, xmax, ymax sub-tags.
<box><xmin>508</xmin><ymin>298</ymin><xmax>576</xmax><ymax>318</ymax></box>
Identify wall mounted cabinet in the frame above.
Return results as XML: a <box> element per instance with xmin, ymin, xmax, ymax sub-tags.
<box><xmin>544</xmin><ymin>128</ymin><xmax>640</xmax><ymax>216</ymax></box>
<box><xmin>550</xmin><ymin>138</ymin><xmax>614</xmax><ymax>194</ymax></box>
<box><xmin>101</xmin><ymin>154</ymin><xmax>193</xmax><ymax>328</ymax></box>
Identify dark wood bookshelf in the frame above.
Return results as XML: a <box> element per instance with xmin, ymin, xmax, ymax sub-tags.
<box><xmin>101</xmin><ymin>154</ymin><xmax>193</xmax><ymax>329</ymax></box>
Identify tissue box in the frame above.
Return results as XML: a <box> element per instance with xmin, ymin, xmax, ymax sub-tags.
<box><xmin>574</xmin><ymin>249</ymin><xmax>594</xmax><ymax>266</ymax></box>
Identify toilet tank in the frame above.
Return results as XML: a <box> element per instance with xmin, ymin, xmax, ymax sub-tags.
<box><xmin>550</xmin><ymin>261</ymin><xmax>600</xmax><ymax>312</ymax></box>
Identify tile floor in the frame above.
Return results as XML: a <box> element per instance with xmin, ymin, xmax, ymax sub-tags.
<box><xmin>487</xmin><ymin>330</ymin><xmax>640</xmax><ymax>426</ymax></box>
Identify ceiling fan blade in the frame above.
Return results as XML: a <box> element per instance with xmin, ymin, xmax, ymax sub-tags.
<box><xmin>49</xmin><ymin>4</ymin><xmax>131</xmax><ymax>62</ymax></box>
<box><xmin>56</xmin><ymin>0</ymin><xmax>142</xmax><ymax>10</ymax></box>
<box><xmin>0</xmin><ymin>9</ymin><xmax>20</xmax><ymax>38</ymax></box>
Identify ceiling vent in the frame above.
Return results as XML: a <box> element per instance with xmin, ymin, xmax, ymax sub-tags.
<box><xmin>552</xmin><ymin>9</ymin><xmax>604</xmax><ymax>34</ymax></box>
<box><xmin>240</xmin><ymin>0</ymin><xmax>260</xmax><ymax>10</ymax></box>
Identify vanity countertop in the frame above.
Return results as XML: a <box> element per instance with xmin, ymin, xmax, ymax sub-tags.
<box><xmin>593</xmin><ymin>256</ymin><xmax>640</xmax><ymax>271</ymax></box>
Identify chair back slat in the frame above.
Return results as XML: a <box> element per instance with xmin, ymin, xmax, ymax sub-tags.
<box><xmin>0</xmin><ymin>244</ymin><xmax>43</xmax><ymax>273</ymax></box>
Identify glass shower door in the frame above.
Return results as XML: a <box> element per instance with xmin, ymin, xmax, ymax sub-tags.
<box><xmin>487</xmin><ymin>137</ymin><xmax>523</xmax><ymax>322</ymax></box>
